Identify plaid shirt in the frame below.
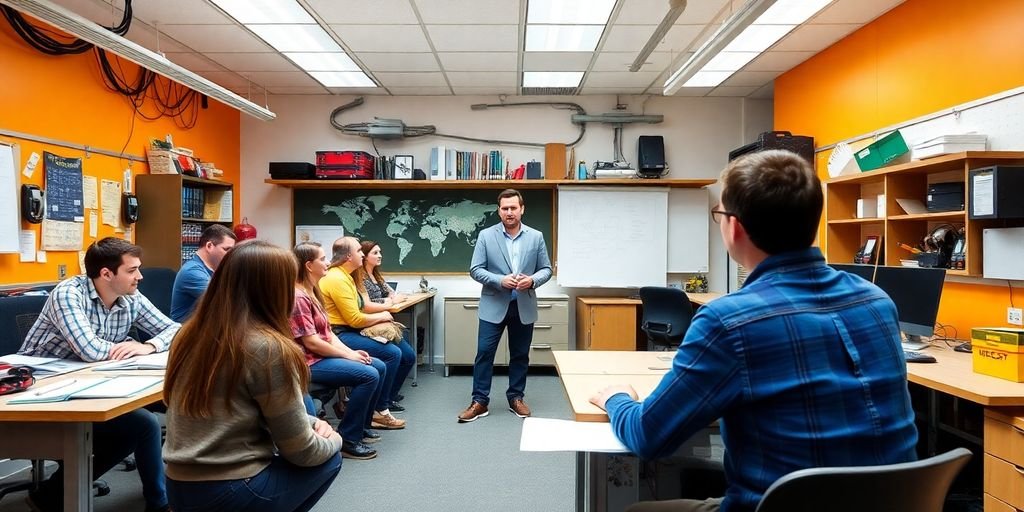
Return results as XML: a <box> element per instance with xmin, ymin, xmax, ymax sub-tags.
<box><xmin>18</xmin><ymin>275</ymin><xmax>180</xmax><ymax>362</ymax></box>
<box><xmin>605</xmin><ymin>248</ymin><xmax>918</xmax><ymax>512</ymax></box>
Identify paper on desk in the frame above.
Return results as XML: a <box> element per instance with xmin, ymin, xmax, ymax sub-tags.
<box><xmin>72</xmin><ymin>375</ymin><xmax>162</xmax><ymax>398</ymax></box>
<box><xmin>0</xmin><ymin>354</ymin><xmax>58</xmax><ymax>366</ymax></box>
<box><xmin>520</xmin><ymin>417</ymin><xmax>629</xmax><ymax>453</ymax></box>
<box><xmin>94</xmin><ymin>351</ymin><xmax>168</xmax><ymax>371</ymax></box>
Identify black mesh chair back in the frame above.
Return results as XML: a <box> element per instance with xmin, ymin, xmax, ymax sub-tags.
<box><xmin>137</xmin><ymin>267</ymin><xmax>177</xmax><ymax>318</ymax></box>
<box><xmin>639</xmin><ymin>286</ymin><xmax>693</xmax><ymax>351</ymax></box>
<box><xmin>755</xmin><ymin>447</ymin><xmax>972</xmax><ymax>512</ymax></box>
<box><xmin>0</xmin><ymin>295</ymin><xmax>49</xmax><ymax>354</ymax></box>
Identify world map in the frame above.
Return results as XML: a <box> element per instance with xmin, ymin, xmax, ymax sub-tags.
<box><xmin>295</xmin><ymin>189</ymin><xmax>553</xmax><ymax>273</ymax></box>
<box><xmin>321</xmin><ymin>196</ymin><xmax>495</xmax><ymax>265</ymax></box>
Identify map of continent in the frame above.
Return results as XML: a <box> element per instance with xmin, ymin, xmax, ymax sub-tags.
<box><xmin>296</xmin><ymin>189</ymin><xmax>553</xmax><ymax>273</ymax></box>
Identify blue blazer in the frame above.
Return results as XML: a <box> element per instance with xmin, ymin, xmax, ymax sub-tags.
<box><xmin>469</xmin><ymin>223</ymin><xmax>552</xmax><ymax>324</ymax></box>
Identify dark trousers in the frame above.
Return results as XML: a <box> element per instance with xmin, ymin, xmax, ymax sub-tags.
<box><xmin>33</xmin><ymin>408</ymin><xmax>167</xmax><ymax>511</ymax></box>
<box><xmin>309</xmin><ymin>357</ymin><xmax>385</xmax><ymax>440</ymax></box>
<box><xmin>167</xmin><ymin>453</ymin><xmax>342</xmax><ymax>512</ymax></box>
<box><xmin>471</xmin><ymin>301</ymin><xmax>534</xmax><ymax>406</ymax></box>
<box><xmin>337</xmin><ymin>331</ymin><xmax>414</xmax><ymax>408</ymax></box>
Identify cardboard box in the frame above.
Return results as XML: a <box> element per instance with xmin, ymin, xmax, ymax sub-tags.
<box><xmin>972</xmin><ymin>327</ymin><xmax>1024</xmax><ymax>382</ymax></box>
<box><xmin>855</xmin><ymin>131</ymin><xmax>910</xmax><ymax>172</ymax></box>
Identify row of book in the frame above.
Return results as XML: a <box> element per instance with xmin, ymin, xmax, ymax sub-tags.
<box><xmin>429</xmin><ymin>146</ymin><xmax>512</xmax><ymax>181</ymax></box>
<box><xmin>182</xmin><ymin>187</ymin><xmax>207</xmax><ymax>219</ymax></box>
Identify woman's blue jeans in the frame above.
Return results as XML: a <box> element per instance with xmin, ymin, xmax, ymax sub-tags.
<box><xmin>309</xmin><ymin>356</ymin><xmax>385</xmax><ymax>439</ymax></box>
<box><xmin>336</xmin><ymin>330</ymin><xmax>414</xmax><ymax>408</ymax></box>
<box><xmin>166</xmin><ymin>453</ymin><xmax>342</xmax><ymax>512</ymax></box>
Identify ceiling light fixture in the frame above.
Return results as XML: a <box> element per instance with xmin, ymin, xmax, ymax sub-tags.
<box><xmin>630</xmin><ymin>0</ymin><xmax>687</xmax><ymax>72</ymax></box>
<box><xmin>663</xmin><ymin>0</ymin><xmax>833</xmax><ymax>95</ymax></box>
<box><xmin>522</xmin><ymin>71</ymin><xmax>584</xmax><ymax>88</ymax></box>
<box><xmin>0</xmin><ymin>0</ymin><xmax>276</xmax><ymax>121</ymax></box>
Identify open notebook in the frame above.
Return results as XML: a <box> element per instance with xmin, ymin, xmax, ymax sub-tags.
<box><xmin>7</xmin><ymin>375</ymin><xmax>163</xmax><ymax>404</ymax></box>
<box><xmin>0</xmin><ymin>354</ymin><xmax>92</xmax><ymax>378</ymax></box>
<box><xmin>94</xmin><ymin>351</ymin><xmax>169</xmax><ymax>371</ymax></box>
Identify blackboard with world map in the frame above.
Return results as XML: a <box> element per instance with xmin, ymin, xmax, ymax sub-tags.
<box><xmin>293</xmin><ymin>188</ymin><xmax>553</xmax><ymax>273</ymax></box>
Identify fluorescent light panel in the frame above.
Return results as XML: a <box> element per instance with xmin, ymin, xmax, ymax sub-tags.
<box><xmin>522</xmin><ymin>71</ymin><xmax>583</xmax><ymax>88</ymax></box>
<box><xmin>669</xmin><ymin>0</ymin><xmax>834</xmax><ymax>90</ymax></box>
<box><xmin>527</xmin><ymin>0</ymin><xmax>616</xmax><ymax>24</ymax></box>
<box><xmin>285</xmin><ymin>52</ymin><xmax>359</xmax><ymax>72</ymax></box>
<box><xmin>309</xmin><ymin>71</ymin><xmax>375</xmax><ymax>88</ymax></box>
<box><xmin>247</xmin><ymin>24</ymin><xmax>342</xmax><ymax>53</ymax></box>
<box><xmin>210</xmin><ymin>0</ymin><xmax>315</xmax><ymax>24</ymax></box>
<box><xmin>525</xmin><ymin>25</ymin><xmax>604</xmax><ymax>52</ymax></box>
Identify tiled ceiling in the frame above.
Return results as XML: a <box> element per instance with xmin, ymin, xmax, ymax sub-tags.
<box><xmin>48</xmin><ymin>0</ymin><xmax>905</xmax><ymax>98</ymax></box>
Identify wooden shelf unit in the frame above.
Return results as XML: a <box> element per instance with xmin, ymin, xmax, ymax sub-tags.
<box><xmin>824</xmin><ymin>151</ymin><xmax>1024</xmax><ymax>276</ymax></box>
<box><xmin>264</xmin><ymin>178</ymin><xmax>716</xmax><ymax>189</ymax></box>
<box><xmin>136</xmin><ymin>174</ymin><xmax>234</xmax><ymax>270</ymax></box>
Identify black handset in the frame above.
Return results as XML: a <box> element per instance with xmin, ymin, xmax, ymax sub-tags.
<box><xmin>122</xmin><ymin>193</ymin><xmax>139</xmax><ymax>224</ymax></box>
<box><xmin>20</xmin><ymin>184</ymin><xmax>44</xmax><ymax>223</ymax></box>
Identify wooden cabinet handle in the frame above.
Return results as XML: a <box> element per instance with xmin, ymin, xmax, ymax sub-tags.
<box><xmin>1015</xmin><ymin>464</ymin><xmax>1024</xmax><ymax>476</ymax></box>
<box><xmin>532</xmin><ymin>344</ymin><xmax>552</xmax><ymax>350</ymax></box>
<box><xmin>538</xmin><ymin>304</ymin><xmax>553</xmax><ymax>309</ymax></box>
<box><xmin>535</xmin><ymin>325</ymin><xmax>552</xmax><ymax>330</ymax></box>
<box><xmin>462</xmin><ymin>304</ymin><xmax>479</xmax><ymax>310</ymax></box>
<box><xmin>1014</xmin><ymin>425</ymin><xmax>1024</xmax><ymax>436</ymax></box>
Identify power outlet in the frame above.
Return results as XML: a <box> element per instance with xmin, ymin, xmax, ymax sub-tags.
<box><xmin>1009</xmin><ymin>307</ymin><xmax>1024</xmax><ymax>326</ymax></box>
<box><xmin>58</xmin><ymin>264</ymin><xmax>66</xmax><ymax>279</ymax></box>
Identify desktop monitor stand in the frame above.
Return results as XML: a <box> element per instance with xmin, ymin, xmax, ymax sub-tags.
<box><xmin>901</xmin><ymin>334</ymin><xmax>931</xmax><ymax>351</ymax></box>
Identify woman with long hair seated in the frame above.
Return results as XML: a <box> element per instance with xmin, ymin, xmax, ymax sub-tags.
<box><xmin>319</xmin><ymin>237</ymin><xmax>408</xmax><ymax>429</ymax></box>
<box><xmin>163</xmin><ymin>240</ymin><xmax>342</xmax><ymax>512</ymax></box>
<box><xmin>352</xmin><ymin>240</ymin><xmax>416</xmax><ymax>410</ymax></box>
<box><xmin>292</xmin><ymin>241</ymin><xmax>387</xmax><ymax>460</ymax></box>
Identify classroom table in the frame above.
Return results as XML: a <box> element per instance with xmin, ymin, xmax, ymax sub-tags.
<box><xmin>388</xmin><ymin>290</ymin><xmax>437</xmax><ymax>385</ymax></box>
<box><xmin>0</xmin><ymin>369</ymin><xmax>164</xmax><ymax>512</ymax></box>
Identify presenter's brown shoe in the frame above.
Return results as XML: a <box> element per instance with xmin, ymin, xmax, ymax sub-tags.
<box><xmin>509</xmin><ymin>398</ymin><xmax>531</xmax><ymax>418</ymax></box>
<box><xmin>457</xmin><ymin>401</ymin><xmax>489</xmax><ymax>423</ymax></box>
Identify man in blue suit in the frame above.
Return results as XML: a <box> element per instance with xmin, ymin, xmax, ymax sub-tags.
<box><xmin>458</xmin><ymin>189</ymin><xmax>552</xmax><ymax>423</ymax></box>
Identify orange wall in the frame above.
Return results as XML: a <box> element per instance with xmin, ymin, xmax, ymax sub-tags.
<box><xmin>774</xmin><ymin>0</ymin><xmax>1024</xmax><ymax>334</ymax></box>
<box><xmin>0</xmin><ymin>19</ymin><xmax>240</xmax><ymax>286</ymax></box>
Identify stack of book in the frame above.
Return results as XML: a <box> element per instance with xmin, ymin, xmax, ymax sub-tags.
<box><xmin>429</xmin><ymin>146</ymin><xmax>515</xmax><ymax>180</ymax></box>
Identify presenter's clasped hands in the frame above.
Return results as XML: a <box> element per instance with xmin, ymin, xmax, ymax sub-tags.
<box><xmin>502</xmin><ymin>273</ymin><xmax>534</xmax><ymax>290</ymax></box>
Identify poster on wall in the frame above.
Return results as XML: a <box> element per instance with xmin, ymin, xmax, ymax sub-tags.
<box><xmin>41</xmin><ymin>219</ymin><xmax>83</xmax><ymax>251</ymax></box>
<box><xmin>44</xmin><ymin>152</ymin><xmax>84</xmax><ymax>222</ymax></box>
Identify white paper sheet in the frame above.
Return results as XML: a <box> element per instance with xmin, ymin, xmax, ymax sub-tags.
<box><xmin>89</xmin><ymin>210</ymin><xmax>98</xmax><ymax>238</ymax></box>
<box><xmin>95</xmin><ymin>351</ymin><xmax>169</xmax><ymax>371</ymax></box>
<box><xmin>41</xmin><ymin>219</ymin><xmax>83</xmax><ymax>251</ymax></box>
<box><xmin>972</xmin><ymin>173</ymin><xmax>994</xmax><ymax>216</ymax></box>
<box><xmin>19</xmin><ymin>230</ymin><xmax>36</xmax><ymax>262</ymax></box>
<box><xmin>519</xmin><ymin>417</ymin><xmax>629</xmax><ymax>453</ymax></box>
<box><xmin>73</xmin><ymin>375</ymin><xmax>163</xmax><ymax>398</ymax></box>
<box><xmin>82</xmin><ymin>175</ymin><xmax>98</xmax><ymax>209</ymax></box>
<box><xmin>101</xmin><ymin>179</ymin><xmax>122</xmax><ymax>227</ymax></box>
<box><xmin>22</xmin><ymin>151</ymin><xmax>39</xmax><ymax>179</ymax></box>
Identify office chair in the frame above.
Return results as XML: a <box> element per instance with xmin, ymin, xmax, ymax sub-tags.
<box><xmin>755</xmin><ymin>447</ymin><xmax>972</xmax><ymax>512</ymax></box>
<box><xmin>639</xmin><ymin>287</ymin><xmax>693</xmax><ymax>351</ymax></box>
<box><xmin>136</xmin><ymin>267</ymin><xmax>177</xmax><ymax>319</ymax></box>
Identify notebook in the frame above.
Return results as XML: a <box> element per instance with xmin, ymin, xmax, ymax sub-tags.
<box><xmin>94</xmin><ymin>351</ymin><xmax>169</xmax><ymax>371</ymax></box>
<box><xmin>7</xmin><ymin>375</ymin><xmax>163</xmax><ymax>404</ymax></box>
<box><xmin>0</xmin><ymin>354</ymin><xmax>92</xmax><ymax>378</ymax></box>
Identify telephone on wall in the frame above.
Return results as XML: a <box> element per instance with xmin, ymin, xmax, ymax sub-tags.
<box><xmin>122</xmin><ymin>193</ymin><xmax>138</xmax><ymax>224</ymax></box>
<box><xmin>20</xmin><ymin>184</ymin><xmax>44</xmax><ymax>224</ymax></box>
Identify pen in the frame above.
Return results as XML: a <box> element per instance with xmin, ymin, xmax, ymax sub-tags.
<box><xmin>647</xmin><ymin>366</ymin><xmax>671</xmax><ymax>371</ymax></box>
<box><xmin>35</xmin><ymin>378</ymin><xmax>76</xmax><ymax>396</ymax></box>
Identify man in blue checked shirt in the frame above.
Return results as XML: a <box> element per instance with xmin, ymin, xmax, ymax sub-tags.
<box><xmin>19</xmin><ymin>237</ymin><xmax>176</xmax><ymax>512</ymax></box>
<box><xmin>591</xmin><ymin>150</ymin><xmax>918</xmax><ymax>512</ymax></box>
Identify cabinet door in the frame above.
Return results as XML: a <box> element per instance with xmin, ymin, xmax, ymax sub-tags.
<box><xmin>444</xmin><ymin>300</ymin><xmax>480</xmax><ymax>365</ymax></box>
<box><xmin>589</xmin><ymin>305</ymin><xmax>638</xmax><ymax>351</ymax></box>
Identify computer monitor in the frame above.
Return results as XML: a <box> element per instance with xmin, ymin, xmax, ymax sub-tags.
<box><xmin>872</xmin><ymin>266</ymin><xmax>946</xmax><ymax>349</ymax></box>
<box><xmin>829</xmin><ymin>263</ymin><xmax>877</xmax><ymax>282</ymax></box>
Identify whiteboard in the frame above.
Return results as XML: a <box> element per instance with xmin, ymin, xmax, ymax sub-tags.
<box><xmin>667</xmin><ymin>188</ymin><xmax>709</xmax><ymax>272</ymax></box>
<box><xmin>0</xmin><ymin>143</ymin><xmax>18</xmax><ymax>253</ymax></box>
<box><xmin>557</xmin><ymin>186</ymin><xmax>668</xmax><ymax>288</ymax></box>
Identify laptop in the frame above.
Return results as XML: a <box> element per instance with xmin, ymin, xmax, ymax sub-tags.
<box><xmin>386</xmin><ymin>281</ymin><xmax>399</xmax><ymax>291</ymax></box>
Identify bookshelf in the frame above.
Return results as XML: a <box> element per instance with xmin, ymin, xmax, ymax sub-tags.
<box><xmin>824</xmin><ymin>151</ymin><xmax>1024</xmax><ymax>277</ymax></box>
<box><xmin>264</xmin><ymin>178</ymin><xmax>716</xmax><ymax>189</ymax></box>
<box><xmin>136</xmin><ymin>174</ymin><xmax>233</xmax><ymax>270</ymax></box>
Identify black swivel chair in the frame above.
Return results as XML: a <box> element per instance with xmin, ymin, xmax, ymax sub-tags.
<box><xmin>756</xmin><ymin>447</ymin><xmax>972</xmax><ymax>512</ymax></box>
<box><xmin>639</xmin><ymin>286</ymin><xmax>694</xmax><ymax>351</ymax></box>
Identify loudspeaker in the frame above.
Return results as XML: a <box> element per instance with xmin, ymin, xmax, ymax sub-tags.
<box><xmin>637</xmin><ymin>135</ymin><xmax>666</xmax><ymax>178</ymax></box>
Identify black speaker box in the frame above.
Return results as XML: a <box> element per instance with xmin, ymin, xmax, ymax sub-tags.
<box><xmin>638</xmin><ymin>135</ymin><xmax>666</xmax><ymax>177</ymax></box>
<box><xmin>728</xmin><ymin>131</ymin><xmax>814</xmax><ymax>165</ymax></box>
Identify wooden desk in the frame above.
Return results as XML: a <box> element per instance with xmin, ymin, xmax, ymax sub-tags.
<box><xmin>0</xmin><ymin>369</ymin><xmax>163</xmax><ymax>512</ymax></box>
<box><xmin>554</xmin><ymin>350</ymin><xmax>671</xmax><ymax>377</ymax></box>
<box><xmin>905</xmin><ymin>348</ymin><xmax>1024</xmax><ymax>406</ymax></box>
<box><xmin>389</xmin><ymin>291</ymin><xmax>437</xmax><ymax>385</ymax></box>
<box><xmin>575</xmin><ymin>293</ymin><xmax>724</xmax><ymax>352</ymax></box>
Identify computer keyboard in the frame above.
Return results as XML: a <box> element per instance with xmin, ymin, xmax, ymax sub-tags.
<box><xmin>904</xmin><ymin>350</ymin><xmax>937</xmax><ymax>363</ymax></box>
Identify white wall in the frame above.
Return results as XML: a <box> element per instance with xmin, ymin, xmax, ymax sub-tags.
<box><xmin>240</xmin><ymin>93</ymin><xmax>772</xmax><ymax>364</ymax></box>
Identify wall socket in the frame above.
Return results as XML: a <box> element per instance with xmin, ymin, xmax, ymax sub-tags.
<box><xmin>58</xmin><ymin>264</ymin><xmax>66</xmax><ymax>279</ymax></box>
<box><xmin>1009</xmin><ymin>307</ymin><xmax>1023</xmax><ymax>326</ymax></box>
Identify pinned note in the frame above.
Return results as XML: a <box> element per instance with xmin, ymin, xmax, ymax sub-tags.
<box><xmin>22</xmin><ymin>152</ymin><xmax>39</xmax><ymax>178</ymax></box>
<box><xmin>89</xmin><ymin>211</ymin><xmax>98</xmax><ymax>238</ymax></box>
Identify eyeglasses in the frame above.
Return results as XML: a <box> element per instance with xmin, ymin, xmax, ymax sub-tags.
<box><xmin>710</xmin><ymin>204</ymin><xmax>736</xmax><ymax>224</ymax></box>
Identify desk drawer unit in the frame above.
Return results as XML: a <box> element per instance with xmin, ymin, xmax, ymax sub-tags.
<box><xmin>986</xmin><ymin>494</ymin><xmax>1021</xmax><ymax>512</ymax></box>
<box><xmin>443</xmin><ymin>296</ymin><xmax>568</xmax><ymax>374</ymax></box>
<box><xmin>985</xmin><ymin>409</ymin><xmax>1024</xmax><ymax>510</ymax></box>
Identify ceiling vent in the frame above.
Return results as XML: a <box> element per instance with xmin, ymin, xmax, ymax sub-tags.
<box><xmin>521</xmin><ymin>87</ymin><xmax>578</xmax><ymax>96</ymax></box>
